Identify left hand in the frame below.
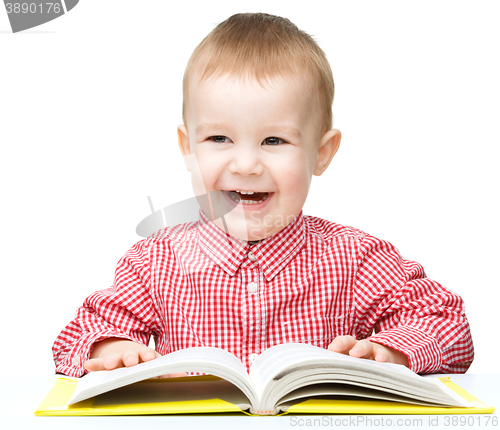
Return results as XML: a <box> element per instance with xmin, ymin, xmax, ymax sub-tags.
<box><xmin>327</xmin><ymin>335</ymin><xmax>409</xmax><ymax>367</ymax></box>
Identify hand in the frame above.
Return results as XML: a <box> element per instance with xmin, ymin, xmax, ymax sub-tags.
<box><xmin>327</xmin><ymin>335</ymin><xmax>409</xmax><ymax>367</ymax></box>
<box><xmin>84</xmin><ymin>338</ymin><xmax>188</xmax><ymax>378</ymax></box>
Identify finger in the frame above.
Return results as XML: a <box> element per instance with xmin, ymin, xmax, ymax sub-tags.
<box><xmin>138</xmin><ymin>347</ymin><xmax>157</xmax><ymax>363</ymax></box>
<box><xmin>349</xmin><ymin>339</ymin><xmax>375</xmax><ymax>359</ymax></box>
<box><xmin>102</xmin><ymin>353</ymin><xmax>123</xmax><ymax>370</ymax></box>
<box><xmin>153</xmin><ymin>372</ymin><xmax>189</xmax><ymax>379</ymax></box>
<box><xmin>121</xmin><ymin>349</ymin><xmax>141</xmax><ymax>367</ymax></box>
<box><xmin>328</xmin><ymin>335</ymin><xmax>357</xmax><ymax>354</ymax></box>
<box><xmin>84</xmin><ymin>358</ymin><xmax>105</xmax><ymax>371</ymax></box>
<box><xmin>164</xmin><ymin>372</ymin><xmax>189</xmax><ymax>378</ymax></box>
<box><xmin>373</xmin><ymin>344</ymin><xmax>390</xmax><ymax>362</ymax></box>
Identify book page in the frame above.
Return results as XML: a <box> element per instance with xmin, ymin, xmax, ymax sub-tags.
<box><xmin>276</xmin><ymin>383</ymin><xmax>458</xmax><ymax>408</ymax></box>
<box><xmin>248</xmin><ymin>343</ymin><xmax>463</xmax><ymax>410</ymax></box>
<box><xmin>249</xmin><ymin>342</ymin><xmax>417</xmax><ymax>391</ymax></box>
<box><xmin>69</xmin><ymin>347</ymin><xmax>254</xmax><ymax>405</ymax></box>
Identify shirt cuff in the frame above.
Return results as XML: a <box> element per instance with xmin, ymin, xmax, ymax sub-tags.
<box><xmin>367</xmin><ymin>326</ymin><xmax>442</xmax><ymax>374</ymax></box>
<box><xmin>55</xmin><ymin>331</ymin><xmax>142</xmax><ymax>377</ymax></box>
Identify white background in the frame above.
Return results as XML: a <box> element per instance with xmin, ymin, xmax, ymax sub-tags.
<box><xmin>0</xmin><ymin>0</ymin><xmax>498</xmax><ymax>376</ymax></box>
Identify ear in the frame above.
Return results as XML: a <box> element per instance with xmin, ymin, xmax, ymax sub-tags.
<box><xmin>313</xmin><ymin>129</ymin><xmax>341</xmax><ymax>176</ymax></box>
<box><xmin>177</xmin><ymin>124</ymin><xmax>192</xmax><ymax>172</ymax></box>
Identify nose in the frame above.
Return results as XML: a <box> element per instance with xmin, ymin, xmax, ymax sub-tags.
<box><xmin>227</xmin><ymin>144</ymin><xmax>264</xmax><ymax>176</ymax></box>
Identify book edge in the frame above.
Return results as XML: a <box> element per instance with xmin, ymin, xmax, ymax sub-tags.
<box><xmin>35</xmin><ymin>376</ymin><xmax>495</xmax><ymax>416</ymax></box>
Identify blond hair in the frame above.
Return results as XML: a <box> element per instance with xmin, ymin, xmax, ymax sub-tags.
<box><xmin>182</xmin><ymin>13</ymin><xmax>334</xmax><ymax>133</ymax></box>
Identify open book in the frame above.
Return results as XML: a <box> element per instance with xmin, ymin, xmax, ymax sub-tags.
<box><xmin>36</xmin><ymin>343</ymin><xmax>493</xmax><ymax>416</ymax></box>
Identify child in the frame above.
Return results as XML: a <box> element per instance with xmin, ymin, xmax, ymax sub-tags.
<box><xmin>53</xmin><ymin>13</ymin><xmax>473</xmax><ymax>377</ymax></box>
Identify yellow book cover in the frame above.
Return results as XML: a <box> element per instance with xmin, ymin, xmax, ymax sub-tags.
<box><xmin>35</xmin><ymin>344</ymin><xmax>494</xmax><ymax>416</ymax></box>
<box><xmin>35</xmin><ymin>375</ymin><xmax>494</xmax><ymax>416</ymax></box>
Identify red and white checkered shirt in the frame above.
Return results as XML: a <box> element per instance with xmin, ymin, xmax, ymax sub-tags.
<box><xmin>53</xmin><ymin>210</ymin><xmax>473</xmax><ymax>377</ymax></box>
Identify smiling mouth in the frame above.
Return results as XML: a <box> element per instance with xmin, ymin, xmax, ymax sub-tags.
<box><xmin>226</xmin><ymin>190</ymin><xmax>270</xmax><ymax>205</ymax></box>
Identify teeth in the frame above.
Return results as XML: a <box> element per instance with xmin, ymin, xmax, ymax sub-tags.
<box><xmin>241</xmin><ymin>199</ymin><xmax>264</xmax><ymax>205</ymax></box>
<box><xmin>236</xmin><ymin>190</ymin><xmax>255</xmax><ymax>195</ymax></box>
<box><xmin>228</xmin><ymin>192</ymin><xmax>269</xmax><ymax>205</ymax></box>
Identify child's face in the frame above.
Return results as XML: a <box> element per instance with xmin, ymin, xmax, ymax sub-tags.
<box><xmin>178</xmin><ymin>74</ymin><xmax>341</xmax><ymax>241</ymax></box>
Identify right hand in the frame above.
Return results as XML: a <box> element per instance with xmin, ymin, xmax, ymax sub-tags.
<box><xmin>83</xmin><ymin>338</ymin><xmax>188</xmax><ymax>378</ymax></box>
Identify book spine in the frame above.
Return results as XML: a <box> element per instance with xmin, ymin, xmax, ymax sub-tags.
<box><xmin>249</xmin><ymin>408</ymin><xmax>278</xmax><ymax>416</ymax></box>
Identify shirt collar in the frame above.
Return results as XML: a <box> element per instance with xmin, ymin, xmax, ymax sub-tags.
<box><xmin>197</xmin><ymin>210</ymin><xmax>307</xmax><ymax>281</ymax></box>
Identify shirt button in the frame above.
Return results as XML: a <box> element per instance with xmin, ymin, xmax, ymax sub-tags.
<box><xmin>247</xmin><ymin>282</ymin><xmax>258</xmax><ymax>293</ymax></box>
<box><xmin>249</xmin><ymin>353</ymin><xmax>259</xmax><ymax>364</ymax></box>
<box><xmin>72</xmin><ymin>355</ymin><xmax>80</xmax><ymax>368</ymax></box>
<box><xmin>248</xmin><ymin>251</ymin><xmax>257</xmax><ymax>262</ymax></box>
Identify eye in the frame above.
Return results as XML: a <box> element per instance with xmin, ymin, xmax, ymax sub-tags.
<box><xmin>262</xmin><ymin>137</ymin><xmax>286</xmax><ymax>146</ymax></box>
<box><xmin>209</xmin><ymin>135</ymin><xmax>232</xmax><ymax>143</ymax></box>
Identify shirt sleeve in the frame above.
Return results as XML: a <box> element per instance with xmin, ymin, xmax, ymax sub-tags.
<box><xmin>52</xmin><ymin>238</ymin><xmax>161</xmax><ymax>377</ymax></box>
<box><xmin>352</xmin><ymin>233</ymin><xmax>474</xmax><ymax>374</ymax></box>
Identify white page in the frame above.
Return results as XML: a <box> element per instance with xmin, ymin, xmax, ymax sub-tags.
<box><xmin>276</xmin><ymin>383</ymin><xmax>460</xmax><ymax>408</ymax></box>
<box><xmin>69</xmin><ymin>347</ymin><xmax>254</xmax><ymax>405</ymax></box>
<box><xmin>248</xmin><ymin>343</ymin><xmax>465</xmax><ymax>409</ymax></box>
<box><xmin>272</xmin><ymin>373</ymin><xmax>468</xmax><ymax>407</ymax></box>
<box><xmin>250</xmin><ymin>342</ymin><xmax>417</xmax><ymax>390</ymax></box>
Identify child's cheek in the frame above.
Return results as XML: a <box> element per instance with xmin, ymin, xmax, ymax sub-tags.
<box><xmin>189</xmin><ymin>150</ymin><xmax>221</xmax><ymax>194</ymax></box>
<box><xmin>278</xmin><ymin>161</ymin><xmax>311</xmax><ymax>197</ymax></box>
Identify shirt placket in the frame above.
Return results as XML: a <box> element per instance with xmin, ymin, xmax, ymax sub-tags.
<box><xmin>240</xmin><ymin>252</ymin><xmax>263</xmax><ymax>370</ymax></box>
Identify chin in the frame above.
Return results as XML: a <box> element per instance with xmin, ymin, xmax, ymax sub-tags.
<box><xmin>213</xmin><ymin>213</ymin><xmax>272</xmax><ymax>242</ymax></box>
<box><xmin>213</xmin><ymin>213</ymin><xmax>251</xmax><ymax>241</ymax></box>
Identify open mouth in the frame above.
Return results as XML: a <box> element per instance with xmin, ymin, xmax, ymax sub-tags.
<box><xmin>226</xmin><ymin>190</ymin><xmax>270</xmax><ymax>205</ymax></box>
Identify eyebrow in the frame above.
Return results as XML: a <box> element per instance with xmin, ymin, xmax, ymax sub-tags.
<box><xmin>195</xmin><ymin>123</ymin><xmax>302</xmax><ymax>138</ymax></box>
<box><xmin>195</xmin><ymin>123</ymin><xmax>231</xmax><ymax>136</ymax></box>
<box><xmin>262</xmin><ymin>126</ymin><xmax>302</xmax><ymax>139</ymax></box>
